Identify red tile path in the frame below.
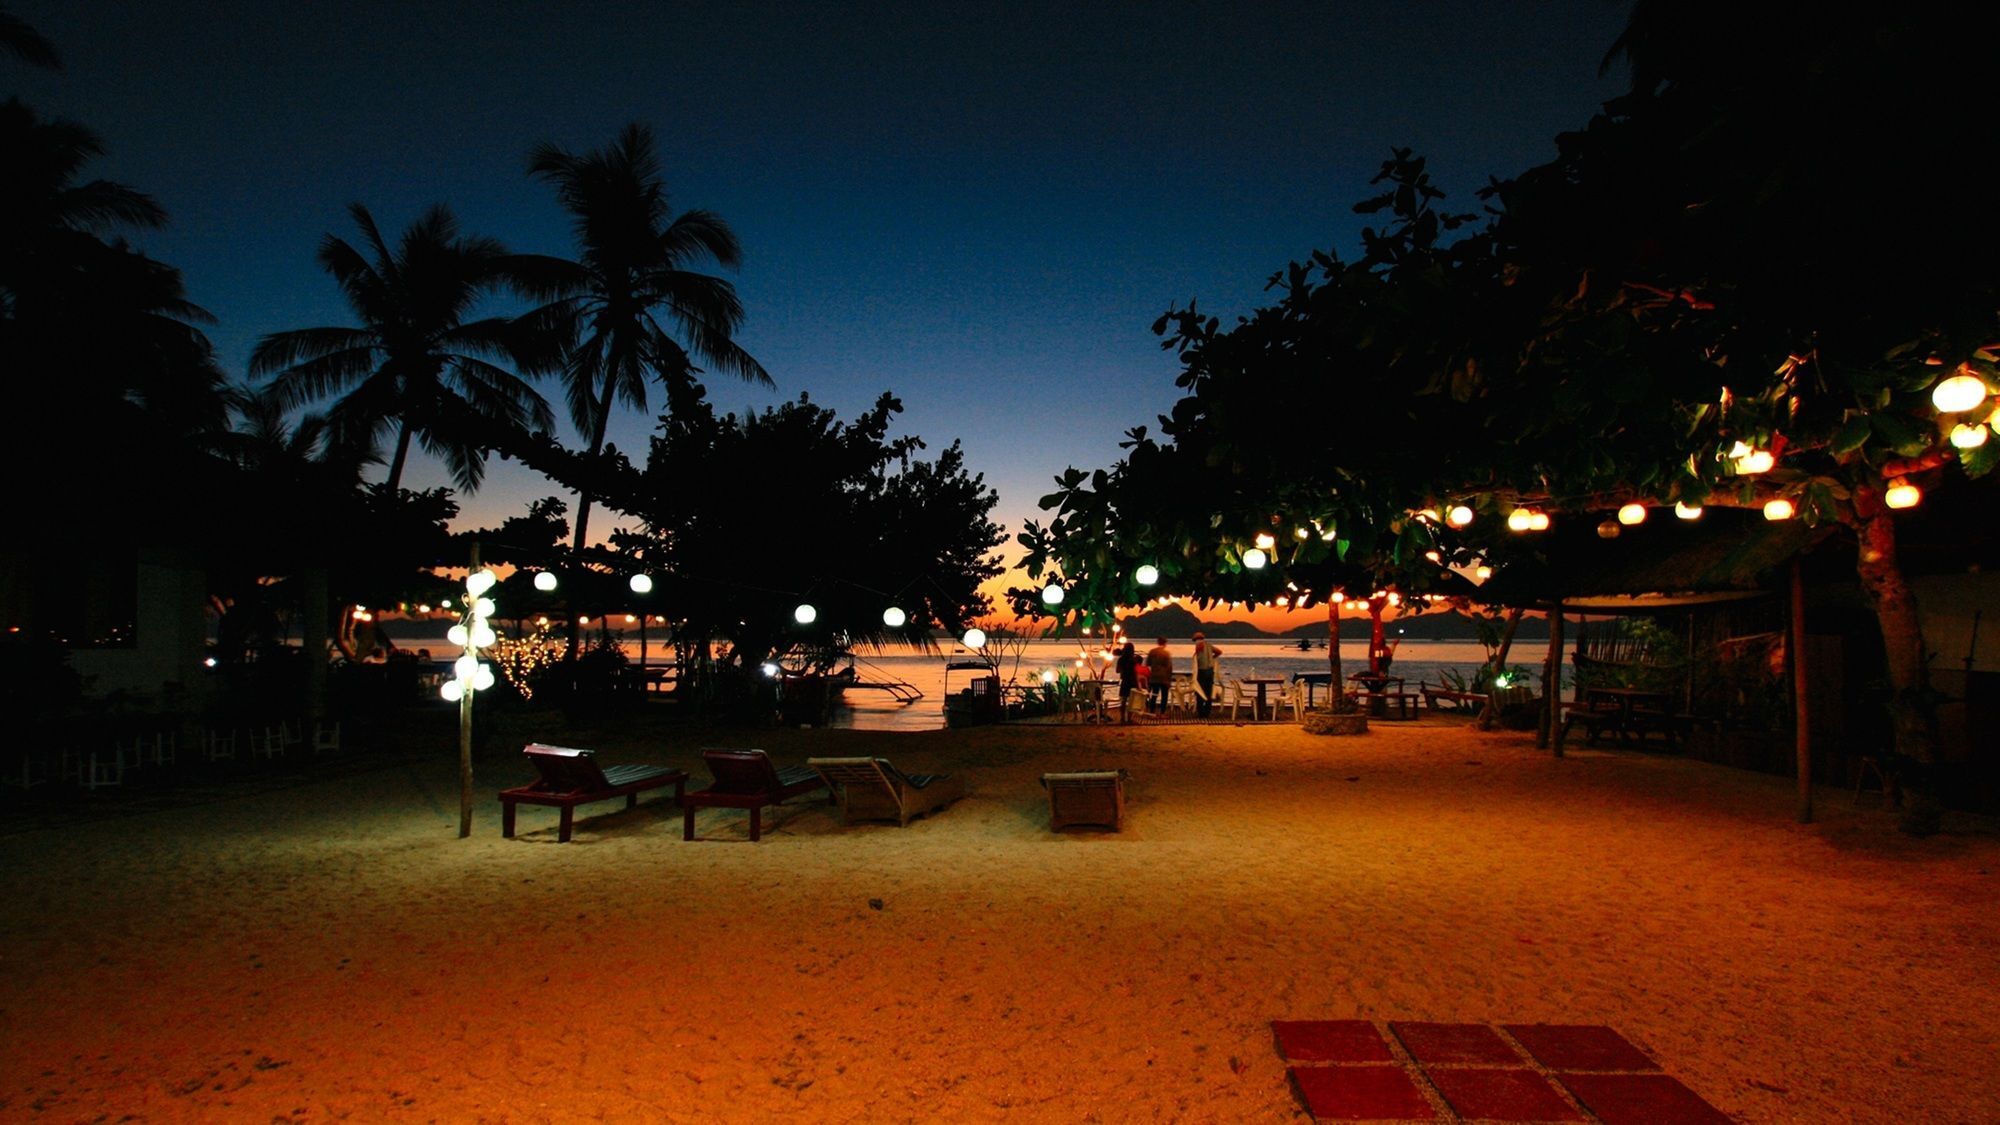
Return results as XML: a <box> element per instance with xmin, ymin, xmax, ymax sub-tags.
<box><xmin>1274</xmin><ymin>1019</ymin><xmax>1733</xmax><ymax>1123</ymax></box>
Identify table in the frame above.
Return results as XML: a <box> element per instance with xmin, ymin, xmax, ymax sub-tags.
<box><xmin>1293</xmin><ymin>672</ymin><xmax>1334</xmax><ymax>708</ymax></box>
<box><xmin>1349</xmin><ymin>674</ymin><xmax>1406</xmax><ymax>718</ymax></box>
<box><xmin>1240</xmin><ymin>677</ymin><xmax>1287</xmax><ymax>719</ymax></box>
<box><xmin>1575</xmin><ymin>687</ymin><xmax>1675</xmax><ymax>744</ymax></box>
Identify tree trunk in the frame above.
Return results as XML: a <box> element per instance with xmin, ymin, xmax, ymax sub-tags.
<box><xmin>385</xmin><ymin>422</ymin><xmax>413</xmax><ymax>494</ymax></box>
<box><xmin>1853</xmin><ymin>506</ymin><xmax>1940</xmax><ymax>835</ymax></box>
<box><xmin>1478</xmin><ymin>606</ymin><xmax>1525</xmax><ymax>730</ymax></box>
<box><xmin>458</xmin><ymin>542</ymin><xmax>479</xmax><ymax>839</ymax></box>
<box><xmin>1791</xmin><ymin>558</ymin><xmax>1813</xmax><ymax>824</ymax></box>
<box><xmin>1327</xmin><ymin>602</ymin><xmax>1343</xmax><ymax>706</ymax></box>
<box><xmin>1539</xmin><ymin>605</ymin><xmax>1564</xmax><ymax>753</ymax></box>
<box><xmin>301</xmin><ymin>565</ymin><xmax>330</xmax><ymax>725</ymax></box>
<box><xmin>565</xmin><ymin>379</ymin><xmax>620</xmax><ymax>663</ymax></box>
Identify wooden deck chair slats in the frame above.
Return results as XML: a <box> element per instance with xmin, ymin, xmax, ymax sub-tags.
<box><xmin>808</xmin><ymin>757</ymin><xmax>968</xmax><ymax>827</ymax></box>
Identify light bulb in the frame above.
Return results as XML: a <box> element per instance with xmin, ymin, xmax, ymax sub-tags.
<box><xmin>882</xmin><ymin>606</ymin><xmax>907</xmax><ymax>628</ymax></box>
<box><xmin>1475</xmin><ymin>565</ymin><xmax>1492</xmax><ymax>580</ymax></box>
<box><xmin>629</xmin><ymin>573</ymin><xmax>654</xmax><ymax>594</ymax></box>
<box><xmin>1598</xmin><ymin>519</ymin><xmax>1621</xmax><ymax>539</ymax></box>
<box><xmin>793</xmin><ymin>604</ymin><xmax>817</xmax><ymax>625</ymax></box>
<box><xmin>473</xmin><ymin>665</ymin><xmax>495</xmax><ymax>692</ymax></box>
<box><xmin>1617</xmin><ymin>503</ymin><xmax>1646</xmax><ymax>526</ymax></box>
<box><xmin>1254</xmin><ymin>532</ymin><xmax>1276</xmax><ymax>550</ymax></box>
<box><xmin>1884</xmin><ymin>478</ymin><xmax>1921</xmax><ymax>510</ymax></box>
<box><xmin>1446</xmin><ymin>505</ymin><xmax>1474</xmax><ymax>527</ymax></box>
<box><xmin>1950</xmin><ymin>423</ymin><xmax>1988</xmax><ymax>449</ymax></box>
<box><xmin>1675</xmin><ymin>502</ymin><xmax>1703</xmax><ymax>520</ymax></box>
<box><xmin>1243</xmin><ymin>548</ymin><xmax>1268</xmax><ymax>569</ymax></box>
<box><xmin>1529</xmin><ymin>512</ymin><xmax>1550</xmax><ymax>531</ymax></box>
<box><xmin>470</xmin><ymin>623</ymin><xmax>496</xmax><ymax>649</ymax></box>
<box><xmin>473</xmin><ymin>597</ymin><xmax>495</xmax><ymax>619</ymax></box>
<box><xmin>1040</xmin><ymin>669</ymin><xmax>1056</xmax><ymax>683</ymax></box>
<box><xmin>1932</xmin><ymin>372</ymin><xmax>1989</xmax><ymax>413</ymax></box>
<box><xmin>1042</xmin><ymin>584</ymin><xmax>1065</xmax><ymax>606</ymax></box>
<box><xmin>465</xmin><ymin>569</ymin><xmax>496</xmax><ymax>597</ymax></box>
<box><xmin>760</xmin><ymin>662</ymin><xmax>780</xmax><ymax>678</ymax></box>
<box><xmin>1763</xmin><ymin>498</ymin><xmax>1796</xmax><ymax>521</ymax></box>
<box><xmin>1507</xmin><ymin>508</ymin><xmax>1533</xmax><ymax>531</ymax></box>
<box><xmin>1135</xmin><ymin>564</ymin><xmax>1159</xmax><ymax>586</ymax></box>
<box><xmin>963</xmin><ymin>628</ymin><xmax>987</xmax><ymax>649</ymax></box>
<box><xmin>447</xmin><ymin>624</ymin><xmax>468</xmax><ymax>646</ymax></box>
<box><xmin>1737</xmin><ymin>450</ymin><xmax>1775</xmax><ymax>474</ymax></box>
<box><xmin>454</xmin><ymin>655</ymin><xmax>478</xmax><ymax>680</ymax></box>
<box><xmin>533</xmin><ymin>571</ymin><xmax>558</xmax><ymax>592</ymax></box>
<box><xmin>440</xmin><ymin>681</ymin><xmax>464</xmax><ymax>702</ymax></box>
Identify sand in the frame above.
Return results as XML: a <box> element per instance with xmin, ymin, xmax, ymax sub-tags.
<box><xmin>2</xmin><ymin>712</ymin><xmax>1996</xmax><ymax>1123</ymax></box>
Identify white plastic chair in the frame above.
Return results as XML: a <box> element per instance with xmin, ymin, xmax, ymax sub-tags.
<box><xmin>204</xmin><ymin>728</ymin><xmax>237</xmax><ymax>761</ymax></box>
<box><xmin>1226</xmin><ymin>679</ymin><xmax>1262</xmax><ymax>721</ymax></box>
<box><xmin>310</xmin><ymin>721</ymin><xmax>341</xmax><ymax>755</ymax></box>
<box><xmin>147</xmin><ymin>731</ymin><xmax>177</xmax><ymax>766</ymax></box>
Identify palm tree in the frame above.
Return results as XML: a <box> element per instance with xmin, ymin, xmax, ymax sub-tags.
<box><xmin>0</xmin><ymin>5</ymin><xmax>61</xmax><ymax>70</ymax></box>
<box><xmin>515</xmin><ymin>122</ymin><xmax>770</xmax><ymax>552</ymax></box>
<box><xmin>251</xmin><ymin>204</ymin><xmax>553</xmax><ymax>493</ymax></box>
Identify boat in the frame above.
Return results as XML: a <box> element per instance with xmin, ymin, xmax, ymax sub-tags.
<box><xmin>941</xmin><ymin>659</ymin><xmax>1003</xmax><ymax>728</ymax></box>
<box><xmin>776</xmin><ymin>664</ymin><xmax>857</xmax><ymax>725</ymax></box>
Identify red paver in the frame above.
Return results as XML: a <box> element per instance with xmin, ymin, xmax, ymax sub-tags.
<box><xmin>1560</xmin><ymin>1072</ymin><xmax>1732</xmax><ymax>1125</ymax></box>
<box><xmin>1503</xmin><ymin>1024</ymin><xmax>1658</xmax><ymax>1072</ymax></box>
<box><xmin>1427</xmin><ymin>1068</ymin><xmax>1585</xmax><ymax>1122</ymax></box>
<box><xmin>1273</xmin><ymin>1020</ymin><xmax>1395</xmax><ymax>1063</ymax></box>
<box><xmin>1391</xmin><ymin>1021</ymin><xmax>1523</xmax><ymax>1066</ymax></box>
<box><xmin>1290</xmin><ymin>1065</ymin><xmax>1437</xmax><ymax>1120</ymax></box>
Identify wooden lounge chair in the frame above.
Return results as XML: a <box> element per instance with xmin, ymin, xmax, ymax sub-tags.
<box><xmin>499</xmin><ymin>743</ymin><xmax>688</xmax><ymax>843</ymax></box>
<box><xmin>1041</xmin><ymin>769</ymin><xmax>1129</xmax><ymax>831</ymax></box>
<box><xmin>682</xmin><ymin>748</ymin><xmax>830</xmax><ymax>842</ymax></box>
<box><xmin>808</xmin><ymin>757</ymin><xmax>968</xmax><ymax>826</ymax></box>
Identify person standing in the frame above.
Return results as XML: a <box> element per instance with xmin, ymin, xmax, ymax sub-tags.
<box><xmin>1193</xmin><ymin>632</ymin><xmax>1221</xmax><ymax>718</ymax></box>
<box><xmin>1115</xmin><ymin>641</ymin><xmax>1140</xmax><ymax>724</ymax></box>
<box><xmin>1146</xmin><ymin>637</ymin><xmax>1174</xmax><ymax>713</ymax></box>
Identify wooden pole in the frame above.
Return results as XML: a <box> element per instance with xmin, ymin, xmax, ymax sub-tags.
<box><xmin>1791</xmin><ymin>557</ymin><xmax>1812</xmax><ymax>824</ymax></box>
<box><xmin>458</xmin><ymin>542</ymin><xmax>478</xmax><ymax>839</ymax></box>
<box><xmin>1539</xmin><ymin>604</ymin><xmax>1565</xmax><ymax>753</ymax></box>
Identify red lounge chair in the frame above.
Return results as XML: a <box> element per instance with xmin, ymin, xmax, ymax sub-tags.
<box><xmin>682</xmin><ymin>748</ymin><xmax>830</xmax><ymax>842</ymax></box>
<box><xmin>499</xmin><ymin>743</ymin><xmax>688</xmax><ymax>843</ymax></box>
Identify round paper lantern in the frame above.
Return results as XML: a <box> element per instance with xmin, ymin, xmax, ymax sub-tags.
<box><xmin>882</xmin><ymin>606</ymin><xmax>907</xmax><ymax>628</ymax></box>
<box><xmin>470</xmin><ymin>623</ymin><xmax>497</xmax><ymax>649</ymax></box>
<box><xmin>1598</xmin><ymin>519</ymin><xmax>1621</xmax><ymax>539</ymax></box>
<box><xmin>1528</xmin><ymin>512</ymin><xmax>1550</xmax><ymax>531</ymax></box>
<box><xmin>472</xmin><ymin>597</ymin><xmax>495</xmax><ymax>619</ymax></box>
<box><xmin>1617</xmin><ymin>503</ymin><xmax>1646</xmax><ymax>526</ymax></box>
<box><xmin>1242</xmin><ymin>548</ymin><xmax>1268</xmax><ymax>570</ymax></box>
<box><xmin>1507</xmin><ymin>508</ymin><xmax>1533</xmax><ymax>531</ymax></box>
<box><xmin>440</xmin><ymin>680</ymin><xmax>464</xmax><ymax>702</ymax></box>
<box><xmin>629</xmin><ymin>573</ymin><xmax>654</xmax><ymax>594</ymax></box>
<box><xmin>1042</xmin><ymin>584</ymin><xmax>1065</xmax><ymax>606</ymax></box>
<box><xmin>533</xmin><ymin>571</ymin><xmax>558</xmax><ymax>592</ymax></box>
<box><xmin>1932</xmin><ymin>373</ymin><xmax>1988</xmax><ymax>413</ymax></box>
<box><xmin>447</xmin><ymin>624</ymin><xmax>468</xmax><ymax>646</ymax></box>
<box><xmin>1134</xmin><ymin>564</ymin><xmax>1159</xmax><ymax>586</ymax></box>
<box><xmin>1763</xmin><ymin>498</ymin><xmax>1796</xmax><ymax>521</ymax></box>
<box><xmin>793</xmin><ymin>603</ymin><xmax>817</xmax><ymax>625</ymax></box>
<box><xmin>1446</xmin><ymin>505</ymin><xmax>1474</xmax><ymax>527</ymax></box>
<box><xmin>465</xmin><ymin>569</ymin><xmax>496</xmax><ymax>597</ymax></box>
<box><xmin>962</xmin><ymin>628</ymin><xmax>987</xmax><ymax>649</ymax></box>
<box><xmin>473</xmin><ymin>665</ymin><xmax>496</xmax><ymax>692</ymax></box>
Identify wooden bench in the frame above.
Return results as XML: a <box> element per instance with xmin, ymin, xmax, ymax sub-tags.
<box><xmin>1420</xmin><ymin>685</ymin><xmax>1488</xmax><ymax>712</ymax></box>
<box><xmin>499</xmin><ymin>744</ymin><xmax>688</xmax><ymax>843</ymax></box>
<box><xmin>1356</xmin><ymin>690</ymin><xmax>1420</xmax><ymax>720</ymax></box>
<box><xmin>682</xmin><ymin>748</ymin><xmax>830</xmax><ymax>842</ymax></box>
<box><xmin>1041</xmin><ymin>770</ymin><xmax>1128</xmax><ymax>831</ymax></box>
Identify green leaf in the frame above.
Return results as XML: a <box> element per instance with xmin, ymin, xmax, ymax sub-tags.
<box><xmin>1830</xmin><ymin>415</ymin><xmax>1872</xmax><ymax>455</ymax></box>
<box><xmin>1961</xmin><ymin>439</ymin><xmax>1999</xmax><ymax>478</ymax></box>
<box><xmin>1868</xmin><ymin>414</ymin><xmax>1931</xmax><ymax>458</ymax></box>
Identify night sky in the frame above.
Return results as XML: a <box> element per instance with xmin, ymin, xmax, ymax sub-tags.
<box><xmin>15</xmin><ymin>0</ymin><xmax>1631</xmax><ymax>589</ymax></box>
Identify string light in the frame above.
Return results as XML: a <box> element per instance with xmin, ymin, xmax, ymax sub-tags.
<box><xmin>1763</xmin><ymin>498</ymin><xmax>1796</xmax><ymax>521</ymax></box>
<box><xmin>1675</xmin><ymin>501</ymin><xmax>1703</xmax><ymax>520</ymax></box>
<box><xmin>882</xmin><ymin>606</ymin><xmax>907</xmax><ymax>628</ymax></box>
<box><xmin>1529</xmin><ymin>511</ymin><xmax>1550</xmax><ymax>531</ymax></box>
<box><xmin>1507</xmin><ymin>508</ymin><xmax>1533</xmax><ymax>532</ymax></box>
<box><xmin>1932</xmin><ymin>372</ymin><xmax>1989</xmax><ymax>413</ymax></box>
<box><xmin>533</xmin><ymin>572</ymin><xmax>558</xmax><ymax>592</ymax></box>
<box><xmin>1474</xmin><ymin>565</ymin><xmax>1492</xmax><ymax>580</ymax></box>
<box><xmin>629</xmin><ymin>573</ymin><xmax>654</xmax><ymax>594</ymax></box>
<box><xmin>1243</xmin><ymin>548</ymin><xmax>1268</xmax><ymax>569</ymax></box>
<box><xmin>1042</xmin><ymin>584</ymin><xmax>1065</xmax><ymax>606</ymax></box>
<box><xmin>1135</xmin><ymin>564</ymin><xmax>1159</xmax><ymax>585</ymax></box>
<box><xmin>1598</xmin><ymin>519</ymin><xmax>1621</xmax><ymax>539</ymax></box>
<box><xmin>1950</xmin><ymin>423</ymin><xmax>1989</xmax><ymax>449</ymax></box>
<box><xmin>1254</xmin><ymin>532</ymin><xmax>1277</xmax><ymax>550</ymax></box>
<box><xmin>794</xmin><ymin>604</ymin><xmax>817</xmax><ymax>625</ymax></box>
<box><xmin>1617</xmin><ymin>503</ymin><xmax>1647</xmax><ymax>526</ymax></box>
<box><xmin>1884</xmin><ymin>477</ymin><xmax>1922</xmax><ymax>509</ymax></box>
<box><xmin>1446</xmin><ymin>505</ymin><xmax>1474</xmax><ymax>527</ymax></box>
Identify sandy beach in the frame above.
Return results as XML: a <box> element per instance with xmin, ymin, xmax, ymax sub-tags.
<box><xmin>2</xmin><ymin>712</ymin><xmax>1996</xmax><ymax>1123</ymax></box>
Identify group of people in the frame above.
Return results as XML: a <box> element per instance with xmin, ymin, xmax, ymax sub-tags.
<box><xmin>1111</xmin><ymin>633</ymin><xmax>1222</xmax><ymax>722</ymax></box>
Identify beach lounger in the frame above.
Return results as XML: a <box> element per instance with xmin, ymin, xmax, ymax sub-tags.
<box><xmin>1041</xmin><ymin>769</ymin><xmax>1129</xmax><ymax>831</ymax></box>
<box><xmin>808</xmin><ymin>757</ymin><xmax>968</xmax><ymax>826</ymax></box>
<box><xmin>499</xmin><ymin>743</ymin><xmax>688</xmax><ymax>843</ymax></box>
<box><xmin>682</xmin><ymin>748</ymin><xmax>830</xmax><ymax>842</ymax></box>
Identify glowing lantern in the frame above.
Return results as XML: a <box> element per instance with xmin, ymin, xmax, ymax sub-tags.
<box><xmin>533</xmin><ymin>572</ymin><xmax>558</xmax><ymax>592</ymax></box>
<box><xmin>1507</xmin><ymin>508</ymin><xmax>1533</xmax><ymax>531</ymax></box>
<box><xmin>1884</xmin><ymin>478</ymin><xmax>1921</xmax><ymax>509</ymax></box>
<box><xmin>793</xmin><ymin>604</ymin><xmax>817</xmax><ymax>625</ymax></box>
<box><xmin>963</xmin><ymin>628</ymin><xmax>988</xmax><ymax>649</ymax></box>
<box><xmin>629</xmin><ymin>573</ymin><xmax>654</xmax><ymax>594</ymax></box>
<box><xmin>470</xmin><ymin>623</ymin><xmax>496</xmax><ymax>649</ymax></box>
<box><xmin>1597</xmin><ymin>519</ymin><xmax>1621</xmax><ymax>539</ymax></box>
<box><xmin>1135</xmin><ymin>564</ymin><xmax>1159</xmax><ymax>586</ymax></box>
<box><xmin>1529</xmin><ymin>512</ymin><xmax>1550</xmax><ymax>531</ymax></box>
<box><xmin>1331</xmin><ymin>591</ymin><xmax>1346</xmax><ymax>603</ymax></box>
<box><xmin>577</xmin><ymin>615</ymin><xmax>589</xmax><ymax>625</ymax></box>
<box><xmin>447</xmin><ymin>624</ymin><xmax>468</xmax><ymax>646</ymax></box>
<box><xmin>1675</xmin><ymin>501</ymin><xmax>1703</xmax><ymax>520</ymax></box>
<box><xmin>882</xmin><ymin>606</ymin><xmax>907</xmax><ymax>628</ymax></box>
<box><xmin>1042</xmin><ymin>584</ymin><xmax>1065</xmax><ymax>606</ymax></box>
<box><xmin>417</xmin><ymin>604</ymin><xmax>431</xmax><ymax>614</ymax></box>
<box><xmin>1763</xmin><ymin>498</ymin><xmax>1796</xmax><ymax>521</ymax></box>
<box><xmin>1041</xmin><ymin>669</ymin><xmax>1057</xmax><ymax>683</ymax></box>
<box><xmin>473</xmin><ymin>665</ymin><xmax>496</xmax><ymax>692</ymax></box>
<box><xmin>453</xmin><ymin>654</ymin><xmax>479</xmax><ymax>680</ymax></box>
<box><xmin>760</xmin><ymin>662</ymin><xmax>780</xmax><ymax>678</ymax></box>
<box><xmin>1950</xmin><ymin>423</ymin><xmax>1989</xmax><ymax>449</ymax></box>
<box><xmin>440</xmin><ymin>680</ymin><xmax>464</xmax><ymax>702</ymax></box>
<box><xmin>1243</xmin><ymin>548</ymin><xmax>1268</xmax><ymax>569</ymax></box>
<box><xmin>1386</xmin><ymin>592</ymin><xmax>1401</xmax><ymax>607</ymax></box>
<box><xmin>473</xmin><ymin>597</ymin><xmax>496</xmax><ymax>619</ymax></box>
<box><xmin>1446</xmin><ymin>505</ymin><xmax>1474</xmax><ymax>528</ymax></box>
<box><xmin>1294</xmin><ymin>527</ymin><xmax>1309</xmax><ymax>540</ymax></box>
<box><xmin>1932</xmin><ymin>372</ymin><xmax>1989</xmax><ymax>413</ymax></box>
<box><xmin>1617</xmin><ymin>503</ymin><xmax>1647</xmax><ymax>526</ymax></box>
<box><xmin>465</xmin><ymin>569</ymin><xmax>496</xmax><ymax>597</ymax></box>
<box><xmin>1424</xmin><ymin>550</ymin><xmax>1441</xmax><ymax>563</ymax></box>
<box><xmin>1254</xmin><ymin>532</ymin><xmax>1277</xmax><ymax>550</ymax></box>
<box><xmin>1475</xmin><ymin>565</ymin><xmax>1493</xmax><ymax>580</ymax></box>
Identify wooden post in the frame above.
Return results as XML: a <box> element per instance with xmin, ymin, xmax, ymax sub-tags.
<box><xmin>458</xmin><ymin>542</ymin><xmax>478</xmax><ymax>839</ymax></box>
<box><xmin>1791</xmin><ymin>557</ymin><xmax>1812</xmax><ymax>824</ymax></box>
<box><xmin>1539</xmin><ymin>604</ymin><xmax>1565</xmax><ymax>753</ymax></box>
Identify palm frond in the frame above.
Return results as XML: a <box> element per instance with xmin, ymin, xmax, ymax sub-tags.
<box><xmin>262</xmin><ymin>347</ymin><xmax>381</xmax><ymax>406</ymax></box>
<box><xmin>250</xmin><ymin>327</ymin><xmax>379</xmax><ymax>376</ymax></box>
<box><xmin>0</xmin><ymin>9</ymin><xmax>61</xmax><ymax>69</ymax></box>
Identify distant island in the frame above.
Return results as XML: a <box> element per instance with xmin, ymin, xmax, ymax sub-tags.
<box><xmin>1113</xmin><ymin>603</ymin><xmax>1549</xmax><ymax>643</ymax></box>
